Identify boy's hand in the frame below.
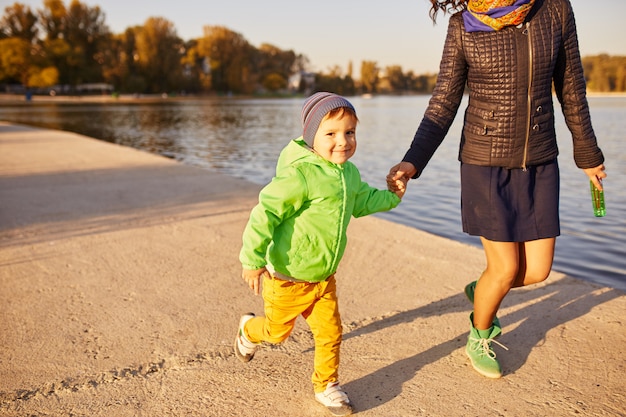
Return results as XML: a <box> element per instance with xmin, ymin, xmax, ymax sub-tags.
<box><xmin>242</xmin><ymin>267</ymin><xmax>269</xmax><ymax>295</ymax></box>
<box><xmin>387</xmin><ymin>162</ymin><xmax>415</xmax><ymax>199</ymax></box>
<box><xmin>388</xmin><ymin>175</ymin><xmax>408</xmax><ymax>199</ymax></box>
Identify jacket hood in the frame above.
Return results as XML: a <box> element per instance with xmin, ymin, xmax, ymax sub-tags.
<box><xmin>276</xmin><ymin>137</ymin><xmax>332</xmax><ymax>175</ymax></box>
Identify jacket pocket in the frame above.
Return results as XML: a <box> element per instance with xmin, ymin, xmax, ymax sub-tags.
<box><xmin>529</xmin><ymin>100</ymin><xmax>554</xmax><ymax>134</ymax></box>
<box><xmin>464</xmin><ymin>99</ymin><xmax>498</xmax><ymax>136</ymax></box>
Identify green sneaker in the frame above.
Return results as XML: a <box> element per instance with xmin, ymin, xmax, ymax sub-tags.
<box><xmin>465</xmin><ymin>313</ymin><xmax>508</xmax><ymax>378</ymax></box>
<box><xmin>464</xmin><ymin>281</ymin><xmax>501</xmax><ymax>329</ymax></box>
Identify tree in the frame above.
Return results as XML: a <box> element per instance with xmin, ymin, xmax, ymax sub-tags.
<box><xmin>0</xmin><ymin>4</ymin><xmax>58</xmax><ymax>88</ymax></box>
<box><xmin>198</xmin><ymin>26</ymin><xmax>254</xmax><ymax>94</ymax></box>
<box><xmin>360</xmin><ymin>60</ymin><xmax>379</xmax><ymax>93</ymax></box>
<box><xmin>262</xmin><ymin>73</ymin><xmax>287</xmax><ymax>92</ymax></box>
<box><xmin>256</xmin><ymin>43</ymin><xmax>296</xmax><ymax>86</ymax></box>
<box><xmin>134</xmin><ymin>17</ymin><xmax>184</xmax><ymax>94</ymax></box>
<box><xmin>1</xmin><ymin>2</ymin><xmax>38</xmax><ymax>41</ymax></box>
<box><xmin>177</xmin><ymin>39</ymin><xmax>202</xmax><ymax>93</ymax></box>
<box><xmin>38</xmin><ymin>0</ymin><xmax>65</xmax><ymax>40</ymax></box>
<box><xmin>385</xmin><ymin>65</ymin><xmax>408</xmax><ymax>92</ymax></box>
<box><xmin>38</xmin><ymin>0</ymin><xmax>111</xmax><ymax>86</ymax></box>
<box><xmin>0</xmin><ymin>37</ymin><xmax>33</xmax><ymax>84</ymax></box>
<box><xmin>291</xmin><ymin>53</ymin><xmax>310</xmax><ymax>74</ymax></box>
<box><xmin>65</xmin><ymin>0</ymin><xmax>110</xmax><ymax>82</ymax></box>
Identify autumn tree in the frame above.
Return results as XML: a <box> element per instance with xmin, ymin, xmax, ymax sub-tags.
<box><xmin>253</xmin><ymin>43</ymin><xmax>298</xmax><ymax>92</ymax></box>
<box><xmin>314</xmin><ymin>65</ymin><xmax>355</xmax><ymax>96</ymax></box>
<box><xmin>178</xmin><ymin>38</ymin><xmax>203</xmax><ymax>93</ymax></box>
<box><xmin>198</xmin><ymin>26</ymin><xmax>254</xmax><ymax>94</ymax></box>
<box><xmin>583</xmin><ymin>54</ymin><xmax>626</xmax><ymax>93</ymax></box>
<box><xmin>133</xmin><ymin>17</ymin><xmax>183</xmax><ymax>94</ymax></box>
<box><xmin>1</xmin><ymin>2</ymin><xmax>38</xmax><ymax>40</ymax></box>
<box><xmin>360</xmin><ymin>60</ymin><xmax>379</xmax><ymax>94</ymax></box>
<box><xmin>38</xmin><ymin>0</ymin><xmax>111</xmax><ymax>86</ymax></box>
<box><xmin>385</xmin><ymin>65</ymin><xmax>409</xmax><ymax>92</ymax></box>
<box><xmin>0</xmin><ymin>3</ymin><xmax>58</xmax><ymax>88</ymax></box>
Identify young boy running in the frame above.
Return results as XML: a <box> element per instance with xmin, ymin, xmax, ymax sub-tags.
<box><xmin>235</xmin><ymin>92</ymin><xmax>407</xmax><ymax>416</ymax></box>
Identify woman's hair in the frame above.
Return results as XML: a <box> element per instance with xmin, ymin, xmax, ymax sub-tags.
<box><xmin>429</xmin><ymin>0</ymin><xmax>468</xmax><ymax>23</ymax></box>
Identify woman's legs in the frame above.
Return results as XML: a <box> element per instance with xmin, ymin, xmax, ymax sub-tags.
<box><xmin>466</xmin><ymin>237</ymin><xmax>556</xmax><ymax>377</ymax></box>
<box><xmin>512</xmin><ymin>237</ymin><xmax>556</xmax><ymax>288</ymax></box>
<box><xmin>473</xmin><ymin>237</ymin><xmax>555</xmax><ymax>330</ymax></box>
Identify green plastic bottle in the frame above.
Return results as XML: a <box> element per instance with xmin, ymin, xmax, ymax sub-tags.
<box><xmin>590</xmin><ymin>180</ymin><xmax>606</xmax><ymax>217</ymax></box>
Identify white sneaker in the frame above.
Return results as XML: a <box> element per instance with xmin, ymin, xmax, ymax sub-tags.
<box><xmin>315</xmin><ymin>381</ymin><xmax>353</xmax><ymax>416</ymax></box>
<box><xmin>234</xmin><ymin>313</ymin><xmax>259</xmax><ymax>363</ymax></box>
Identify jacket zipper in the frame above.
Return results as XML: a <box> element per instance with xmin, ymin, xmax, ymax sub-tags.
<box><xmin>522</xmin><ymin>21</ymin><xmax>532</xmax><ymax>171</ymax></box>
<box><xmin>331</xmin><ymin>166</ymin><xmax>347</xmax><ymax>273</ymax></box>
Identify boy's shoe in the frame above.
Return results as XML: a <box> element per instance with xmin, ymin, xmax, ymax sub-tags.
<box><xmin>465</xmin><ymin>313</ymin><xmax>508</xmax><ymax>379</ymax></box>
<box><xmin>234</xmin><ymin>313</ymin><xmax>259</xmax><ymax>363</ymax></box>
<box><xmin>464</xmin><ymin>280</ymin><xmax>501</xmax><ymax>329</ymax></box>
<box><xmin>315</xmin><ymin>381</ymin><xmax>353</xmax><ymax>416</ymax></box>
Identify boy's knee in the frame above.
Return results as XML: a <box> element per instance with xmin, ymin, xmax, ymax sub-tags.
<box><xmin>265</xmin><ymin>330</ymin><xmax>291</xmax><ymax>345</ymax></box>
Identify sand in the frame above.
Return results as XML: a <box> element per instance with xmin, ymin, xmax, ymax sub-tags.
<box><xmin>0</xmin><ymin>121</ymin><xmax>624</xmax><ymax>417</ymax></box>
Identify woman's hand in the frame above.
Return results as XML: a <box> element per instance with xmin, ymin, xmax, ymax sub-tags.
<box><xmin>388</xmin><ymin>175</ymin><xmax>408</xmax><ymax>199</ymax></box>
<box><xmin>387</xmin><ymin>162</ymin><xmax>417</xmax><ymax>192</ymax></box>
<box><xmin>584</xmin><ymin>164</ymin><xmax>607</xmax><ymax>190</ymax></box>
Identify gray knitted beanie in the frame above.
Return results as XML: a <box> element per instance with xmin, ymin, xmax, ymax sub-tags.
<box><xmin>301</xmin><ymin>92</ymin><xmax>356</xmax><ymax>147</ymax></box>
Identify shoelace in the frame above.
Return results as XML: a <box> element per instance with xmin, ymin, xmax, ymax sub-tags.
<box><xmin>469</xmin><ymin>336</ymin><xmax>509</xmax><ymax>360</ymax></box>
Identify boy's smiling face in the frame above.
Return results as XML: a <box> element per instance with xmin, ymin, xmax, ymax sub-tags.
<box><xmin>311</xmin><ymin>112</ymin><xmax>357</xmax><ymax>164</ymax></box>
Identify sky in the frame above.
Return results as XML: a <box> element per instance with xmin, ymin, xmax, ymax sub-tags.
<box><xmin>3</xmin><ymin>0</ymin><xmax>626</xmax><ymax>74</ymax></box>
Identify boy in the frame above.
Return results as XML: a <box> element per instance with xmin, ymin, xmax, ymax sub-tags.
<box><xmin>235</xmin><ymin>92</ymin><xmax>407</xmax><ymax>416</ymax></box>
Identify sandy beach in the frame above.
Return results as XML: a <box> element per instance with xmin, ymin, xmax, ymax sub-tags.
<box><xmin>0</xmin><ymin>121</ymin><xmax>624</xmax><ymax>417</ymax></box>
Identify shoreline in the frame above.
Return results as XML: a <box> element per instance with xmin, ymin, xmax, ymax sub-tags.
<box><xmin>1</xmin><ymin>122</ymin><xmax>624</xmax><ymax>416</ymax></box>
<box><xmin>2</xmin><ymin>91</ymin><xmax>626</xmax><ymax>105</ymax></box>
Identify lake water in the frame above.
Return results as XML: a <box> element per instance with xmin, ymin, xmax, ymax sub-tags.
<box><xmin>1</xmin><ymin>95</ymin><xmax>624</xmax><ymax>291</ymax></box>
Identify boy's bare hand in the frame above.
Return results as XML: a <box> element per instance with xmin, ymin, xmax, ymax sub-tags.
<box><xmin>241</xmin><ymin>267</ymin><xmax>268</xmax><ymax>295</ymax></box>
<box><xmin>389</xmin><ymin>175</ymin><xmax>408</xmax><ymax>199</ymax></box>
<box><xmin>387</xmin><ymin>161</ymin><xmax>416</xmax><ymax>199</ymax></box>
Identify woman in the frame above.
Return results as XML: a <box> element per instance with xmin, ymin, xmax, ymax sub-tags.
<box><xmin>388</xmin><ymin>0</ymin><xmax>606</xmax><ymax>378</ymax></box>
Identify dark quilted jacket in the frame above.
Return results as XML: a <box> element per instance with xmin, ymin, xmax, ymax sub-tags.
<box><xmin>403</xmin><ymin>0</ymin><xmax>604</xmax><ymax>176</ymax></box>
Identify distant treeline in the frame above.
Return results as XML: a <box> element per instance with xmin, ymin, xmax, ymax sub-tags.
<box><xmin>1</xmin><ymin>1</ymin><xmax>624</xmax><ymax>96</ymax></box>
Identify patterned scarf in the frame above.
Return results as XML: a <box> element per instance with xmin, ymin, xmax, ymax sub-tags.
<box><xmin>463</xmin><ymin>0</ymin><xmax>536</xmax><ymax>32</ymax></box>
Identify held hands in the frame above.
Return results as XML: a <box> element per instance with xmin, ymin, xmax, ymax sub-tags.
<box><xmin>388</xmin><ymin>175</ymin><xmax>408</xmax><ymax>198</ymax></box>
<box><xmin>387</xmin><ymin>162</ymin><xmax>417</xmax><ymax>198</ymax></box>
<box><xmin>241</xmin><ymin>267</ymin><xmax>269</xmax><ymax>296</ymax></box>
<box><xmin>584</xmin><ymin>164</ymin><xmax>607</xmax><ymax>190</ymax></box>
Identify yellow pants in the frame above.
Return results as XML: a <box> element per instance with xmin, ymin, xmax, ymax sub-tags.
<box><xmin>244</xmin><ymin>274</ymin><xmax>342</xmax><ymax>393</ymax></box>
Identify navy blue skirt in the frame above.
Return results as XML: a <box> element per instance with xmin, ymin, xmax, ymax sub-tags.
<box><xmin>460</xmin><ymin>160</ymin><xmax>560</xmax><ymax>242</ymax></box>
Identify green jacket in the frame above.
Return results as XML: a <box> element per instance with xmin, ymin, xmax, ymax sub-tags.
<box><xmin>240</xmin><ymin>138</ymin><xmax>401</xmax><ymax>282</ymax></box>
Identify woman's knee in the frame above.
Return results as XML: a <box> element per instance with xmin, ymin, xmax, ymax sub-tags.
<box><xmin>522</xmin><ymin>266</ymin><xmax>551</xmax><ymax>285</ymax></box>
<box><xmin>518</xmin><ymin>239</ymin><xmax>555</xmax><ymax>285</ymax></box>
<box><xmin>484</xmin><ymin>263</ymin><xmax>519</xmax><ymax>287</ymax></box>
